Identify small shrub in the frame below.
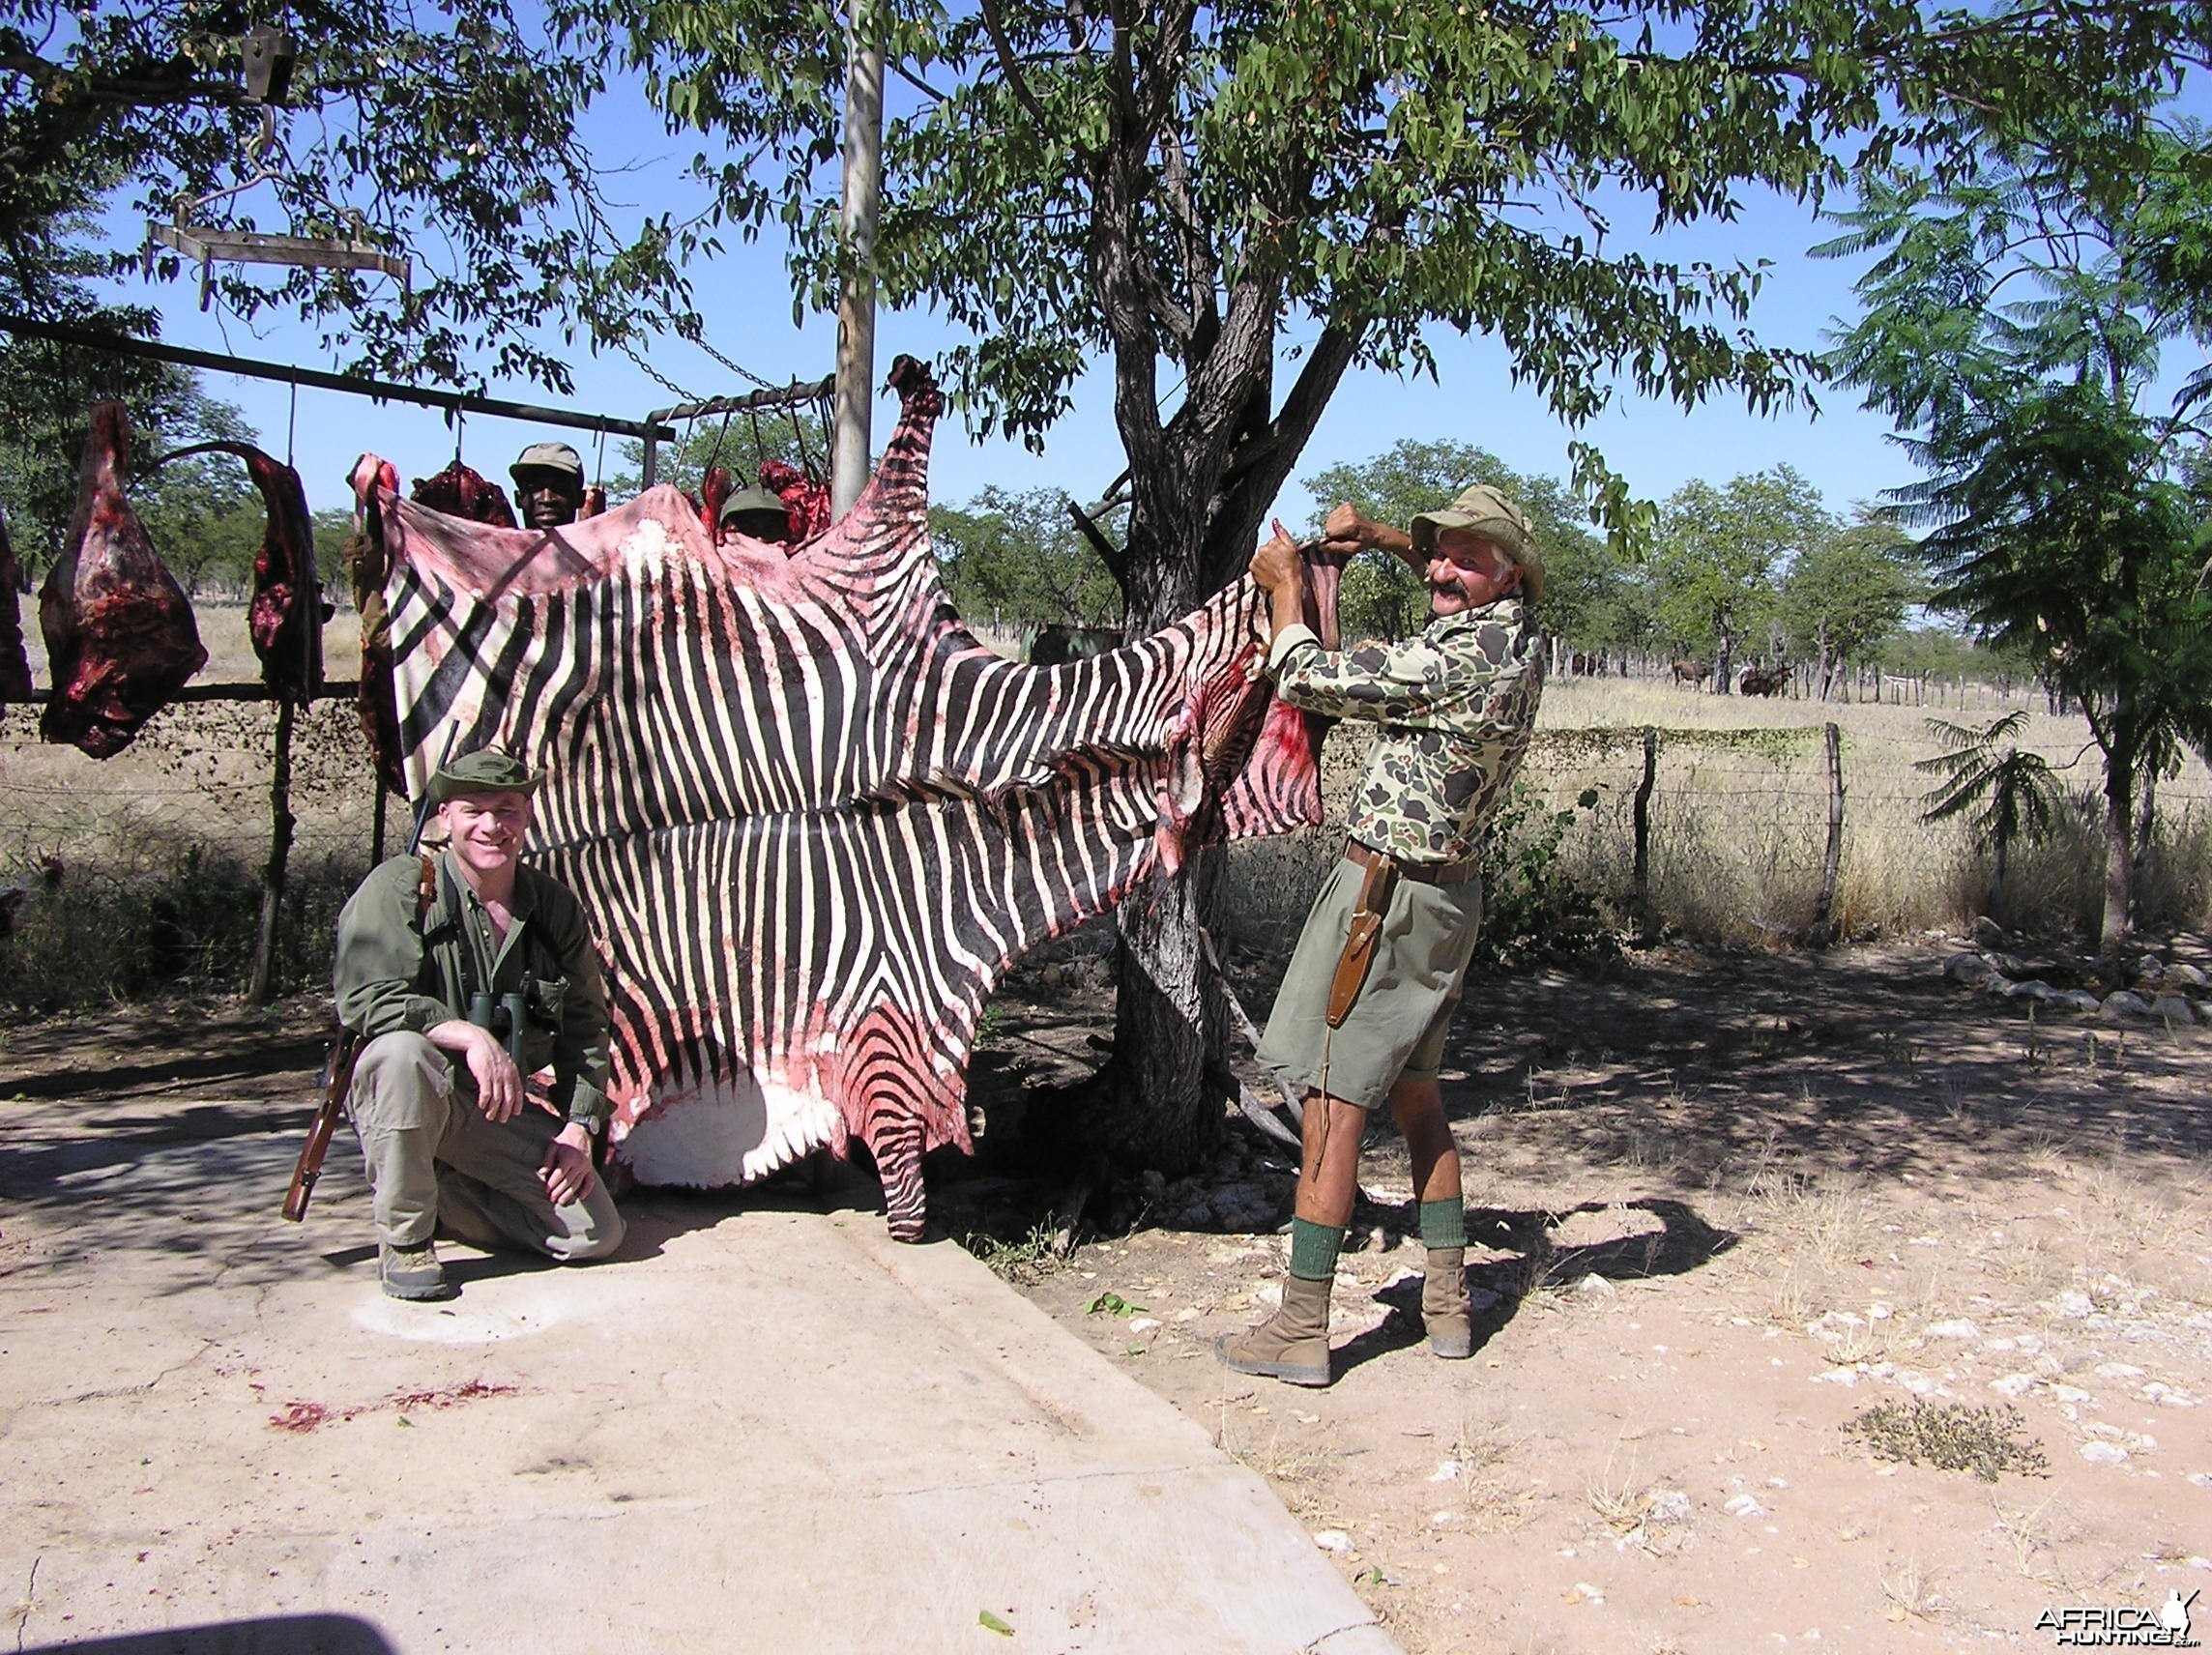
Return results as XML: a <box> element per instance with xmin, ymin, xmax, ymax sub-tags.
<box><xmin>1843</xmin><ymin>1399</ymin><xmax>2049</xmax><ymax>1483</ymax></box>
<box><xmin>1476</xmin><ymin>783</ymin><xmax>1614</xmax><ymax>965</ymax></box>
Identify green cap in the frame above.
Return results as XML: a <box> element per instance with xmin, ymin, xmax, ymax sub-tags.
<box><xmin>718</xmin><ymin>484</ymin><xmax>790</xmax><ymax>528</ymax></box>
<box><xmin>427</xmin><ymin>747</ymin><xmax>540</xmax><ymax>804</ymax></box>
<box><xmin>1410</xmin><ymin>484</ymin><xmax>1546</xmax><ymax>604</ymax></box>
<box><xmin>510</xmin><ymin>442</ymin><xmax>584</xmax><ymax>486</ymax></box>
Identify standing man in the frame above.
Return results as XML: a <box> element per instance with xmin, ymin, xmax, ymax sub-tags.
<box><xmin>1219</xmin><ymin>487</ymin><xmax>1547</xmax><ymax>1387</ymax></box>
<box><xmin>335</xmin><ymin>748</ymin><xmax>626</xmax><ymax>1301</ymax></box>
<box><xmin>509</xmin><ymin>442</ymin><xmax>586</xmax><ymax>531</ymax></box>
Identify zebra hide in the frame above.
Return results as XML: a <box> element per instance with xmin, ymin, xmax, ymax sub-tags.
<box><xmin>356</xmin><ymin>357</ymin><xmax>1335</xmax><ymax>1239</ymax></box>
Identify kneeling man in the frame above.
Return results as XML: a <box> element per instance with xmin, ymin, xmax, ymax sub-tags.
<box><xmin>335</xmin><ymin>748</ymin><xmax>626</xmax><ymax>1300</ymax></box>
<box><xmin>1219</xmin><ymin>488</ymin><xmax>1546</xmax><ymax>1385</ymax></box>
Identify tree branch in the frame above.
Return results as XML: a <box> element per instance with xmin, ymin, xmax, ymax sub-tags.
<box><xmin>0</xmin><ymin>50</ymin><xmax>243</xmax><ymax>107</ymax></box>
<box><xmin>977</xmin><ymin>0</ymin><xmax>1055</xmax><ymax>139</ymax></box>
<box><xmin>1066</xmin><ymin>494</ymin><xmax>1128</xmax><ymax>591</ymax></box>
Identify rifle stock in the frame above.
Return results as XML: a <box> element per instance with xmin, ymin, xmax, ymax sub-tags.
<box><xmin>283</xmin><ymin>1031</ymin><xmax>362</xmax><ymax>1222</ymax></box>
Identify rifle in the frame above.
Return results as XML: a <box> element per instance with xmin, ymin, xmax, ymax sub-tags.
<box><xmin>283</xmin><ymin>730</ymin><xmax>455</xmax><ymax>1222</ymax></box>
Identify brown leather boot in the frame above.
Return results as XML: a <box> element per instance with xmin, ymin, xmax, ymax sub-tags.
<box><xmin>1423</xmin><ymin>1247</ymin><xmax>1471</xmax><ymax>1358</ymax></box>
<box><xmin>1216</xmin><ymin>1273</ymin><xmax>1333</xmax><ymax>1387</ymax></box>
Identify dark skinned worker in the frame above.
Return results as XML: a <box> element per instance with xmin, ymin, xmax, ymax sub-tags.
<box><xmin>510</xmin><ymin>442</ymin><xmax>586</xmax><ymax>531</ymax></box>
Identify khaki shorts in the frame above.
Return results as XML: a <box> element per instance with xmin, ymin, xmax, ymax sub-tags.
<box><xmin>1254</xmin><ymin>855</ymin><xmax>1485</xmax><ymax>1109</ymax></box>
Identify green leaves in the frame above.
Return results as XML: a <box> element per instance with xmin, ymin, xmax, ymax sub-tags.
<box><xmin>1084</xmin><ymin>1290</ymin><xmax>1148</xmax><ymax>1317</ymax></box>
<box><xmin>1823</xmin><ymin>100</ymin><xmax>2212</xmax><ymax>942</ymax></box>
<box><xmin>0</xmin><ymin>1</ymin><xmax>700</xmax><ymax>395</ymax></box>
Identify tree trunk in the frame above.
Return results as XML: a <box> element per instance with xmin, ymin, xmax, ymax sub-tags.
<box><xmin>1099</xmin><ymin>848</ymin><xmax>1229</xmax><ymax>1172</ymax></box>
<box><xmin>2100</xmin><ymin>750</ymin><xmax>2134</xmax><ymax>961</ymax></box>
<box><xmin>2131</xmin><ymin>761</ymin><xmax>2160</xmax><ymax>929</ymax></box>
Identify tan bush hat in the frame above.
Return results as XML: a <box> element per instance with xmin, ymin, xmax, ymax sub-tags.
<box><xmin>427</xmin><ymin>747</ymin><xmax>540</xmax><ymax>804</ymax></box>
<box><xmin>510</xmin><ymin>442</ymin><xmax>584</xmax><ymax>486</ymax></box>
<box><xmin>1411</xmin><ymin>484</ymin><xmax>1546</xmax><ymax>604</ymax></box>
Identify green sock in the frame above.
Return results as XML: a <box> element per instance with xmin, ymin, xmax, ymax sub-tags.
<box><xmin>1288</xmin><ymin>1217</ymin><xmax>1345</xmax><ymax>1281</ymax></box>
<box><xmin>1419</xmin><ymin>1198</ymin><xmax>1468</xmax><ymax>1251</ymax></box>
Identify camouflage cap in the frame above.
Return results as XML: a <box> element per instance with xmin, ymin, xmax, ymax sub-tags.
<box><xmin>509</xmin><ymin>442</ymin><xmax>584</xmax><ymax>486</ymax></box>
<box><xmin>427</xmin><ymin>747</ymin><xmax>540</xmax><ymax>805</ymax></box>
<box><xmin>718</xmin><ymin>484</ymin><xmax>791</xmax><ymax>527</ymax></box>
<box><xmin>1411</xmin><ymin>484</ymin><xmax>1547</xmax><ymax>605</ymax></box>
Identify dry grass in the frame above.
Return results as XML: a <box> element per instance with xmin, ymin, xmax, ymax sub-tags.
<box><xmin>1451</xmin><ymin>1423</ymin><xmax>1543</xmax><ymax>1534</ymax></box>
<box><xmin>1531</xmin><ymin>676</ymin><xmax>2212</xmax><ymax>946</ymax></box>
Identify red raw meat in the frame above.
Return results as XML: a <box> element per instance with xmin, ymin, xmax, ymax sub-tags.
<box><xmin>155</xmin><ymin>442</ymin><xmax>326</xmax><ymax>700</ymax></box>
<box><xmin>410</xmin><ymin>461</ymin><xmax>516</xmax><ymax>528</ymax></box>
<box><xmin>580</xmin><ymin>485</ymin><xmax>607</xmax><ymax>520</ymax></box>
<box><xmin>0</xmin><ymin>508</ymin><xmax>30</xmax><ymax>705</ymax></box>
<box><xmin>700</xmin><ymin>466</ymin><xmax>733</xmax><ymax>540</ymax></box>
<box><xmin>348</xmin><ymin>453</ymin><xmax>405</xmax><ymax>793</ymax></box>
<box><xmin>759</xmin><ymin>460</ymin><xmax>831</xmax><ymax>540</ymax></box>
<box><xmin>39</xmin><ymin>401</ymin><xmax>207</xmax><ymax>757</ymax></box>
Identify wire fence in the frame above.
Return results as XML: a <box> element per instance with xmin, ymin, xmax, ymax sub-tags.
<box><xmin>8</xmin><ymin>680</ymin><xmax>2212</xmax><ymax>1008</ymax></box>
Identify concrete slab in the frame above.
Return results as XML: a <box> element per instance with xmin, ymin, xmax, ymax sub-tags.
<box><xmin>0</xmin><ymin>1092</ymin><xmax>1398</xmax><ymax>1654</ymax></box>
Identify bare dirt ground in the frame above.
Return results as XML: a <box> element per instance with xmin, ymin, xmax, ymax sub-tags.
<box><xmin>951</xmin><ymin>935</ymin><xmax>2212</xmax><ymax>1654</ymax></box>
<box><xmin>5</xmin><ymin>937</ymin><xmax>2209</xmax><ymax>1655</ymax></box>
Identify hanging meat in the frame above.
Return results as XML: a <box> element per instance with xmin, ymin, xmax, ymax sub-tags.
<box><xmin>348</xmin><ymin>453</ymin><xmax>405</xmax><ymax>793</ymax></box>
<box><xmin>154</xmin><ymin>442</ymin><xmax>326</xmax><ymax>700</ymax></box>
<box><xmin>579</xmin><ymin>484</ymin><xmax>607</xmax><ymax>520</ymax></box>
<box><xmin>410</xmin><ymin>461</ymin><xmax>516</xmax><ymax>528</ymax></box>
<box><xmin>39</xmin><ymin>401</ymin><xmax>207</xmax><ymax>757</ymax></box>
<box><xmin>760</xmin><ymin>459</ymin><xmax>831</xmax><ymax>541</ymax></box>
<box><xmin>0</xmin><ymin>508</ymin><xmax>31</xmax><ymax>707</ymax></box>
<box><xmin>699</xmin><ymin>465</ymin><xmax>734</xmax><ymax>540</ymax></box>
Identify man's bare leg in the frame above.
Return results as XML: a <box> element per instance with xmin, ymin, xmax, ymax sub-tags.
<box><xmin>1389</xmin><ymin>1076</ymin><xmax>1471</xmax><ymax>1356</ymax></box>
<box><xmin>1219</xmin><ymin>1090</ymin><xmax>1369</xmax><ymax>1386</ymax></box>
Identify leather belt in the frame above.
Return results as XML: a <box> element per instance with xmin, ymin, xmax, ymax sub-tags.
<box><xmin>1344</xmin><ymin>838</ymin><xmax>1479</xmax><ymax>887</ymax></box>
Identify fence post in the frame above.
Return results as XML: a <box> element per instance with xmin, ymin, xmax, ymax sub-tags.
<box><xmin>248</xmin><ymin>697</ymin><xmax>299</xmax><ymax>1002</ymax></box>
<box><xmin>1632</xmin><ymin>724</ymin><xmax>1657</xmax><ymax>939</ymax></box>
<box><xmin>1810</xmin><ymin>719</ymin><xmax>1844</xmax><ymax>947</ymax></box>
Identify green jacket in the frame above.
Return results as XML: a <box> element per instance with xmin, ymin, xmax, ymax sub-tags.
<box><xmin>333</xmin><ymin>852</ymin><xmax>613</xmax><ymax>1136</ymax></box>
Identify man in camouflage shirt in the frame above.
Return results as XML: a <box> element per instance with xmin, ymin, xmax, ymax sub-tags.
<box><xmin>1220</xmin><ymin>485</ymin><xmax>1546</xmax><ymax>1387</ymax></box>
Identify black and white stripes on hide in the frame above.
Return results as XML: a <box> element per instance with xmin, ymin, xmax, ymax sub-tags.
<box><xmin>351</xmin><ymin>357</ymin><xmax>1335</xmax><ymax>1239</ymax></box>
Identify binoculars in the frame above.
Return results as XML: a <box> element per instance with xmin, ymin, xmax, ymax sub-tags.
<box><xmin>467</xmin><ymin>991</ymin><xmax>531</xmax><ymax>1065</ymax></box>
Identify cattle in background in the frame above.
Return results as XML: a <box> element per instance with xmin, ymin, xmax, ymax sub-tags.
<box><xmin>1671</xmin><ymin>658</ymin><xmax>1711</xmax><ymax>688</ymax></box>
<box><xmin>1738</xmin><ymin>660</ymin><xmax>1790</xmax><ymax>697</ymax></box>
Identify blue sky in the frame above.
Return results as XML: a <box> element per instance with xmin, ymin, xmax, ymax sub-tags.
<box><xmin>98</xmin><ymin>70</ymin><xmax>1920</xmax><ymax>529</ymax></box>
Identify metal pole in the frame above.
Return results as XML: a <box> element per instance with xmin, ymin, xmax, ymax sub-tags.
<box><xmin>0</xmin><ymin>314</ymin><xmax>676</xmax><ymax>444</ymax></box>
<box><xmin>832</xmin><ymin>0</ymin><xmax>886</xmax><ymax>519</ymax></box>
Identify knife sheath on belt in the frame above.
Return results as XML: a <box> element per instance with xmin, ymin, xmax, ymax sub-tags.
<box><xmin>1325</xmin><ymin>853</ymin><xmax>1397</xmax><ymax>1028</ymax></box>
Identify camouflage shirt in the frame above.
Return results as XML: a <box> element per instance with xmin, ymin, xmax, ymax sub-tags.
<box><xmin>1266</xmin><ymin>600</ymin><xmax>1546</xmax><ymax>865</ymax></box>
